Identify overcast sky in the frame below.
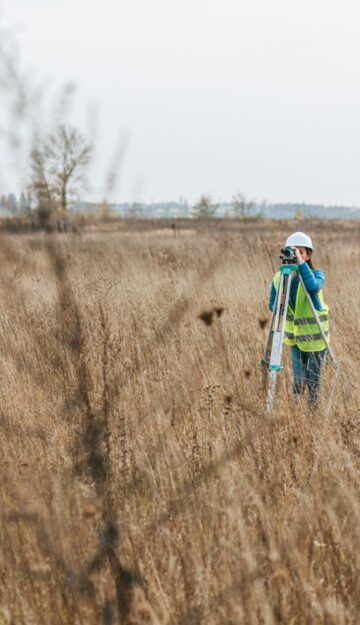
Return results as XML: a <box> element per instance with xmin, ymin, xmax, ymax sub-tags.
<box><xmin>1</xmin><ymin>0</ymin><xmax>360</xmax><ymax>205</ymax></box>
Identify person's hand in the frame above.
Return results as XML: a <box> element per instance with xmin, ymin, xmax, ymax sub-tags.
<box><xmin>295</xmin><ymin>248</ymin><xmax>304</xmax><ymax>264</ymax></box>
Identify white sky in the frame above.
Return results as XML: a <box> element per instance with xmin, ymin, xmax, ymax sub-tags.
<box><xmin>1</xmin><ymin>0</ymin><xmax>360</xmax><ymax>205</ymax></box>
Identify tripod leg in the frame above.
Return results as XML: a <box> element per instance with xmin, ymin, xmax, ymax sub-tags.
<box><xmin>262</xmin><ymin>273</ymin><xmax>284</xmax><ymax>401</ymax></box>
<box><xmin>265</xmin><ymin>272</ymin><xmax>293</xmax><ymax>413</ymax></box>
<box><xmin>263</xmin><ymin>283</ymin><xmax>281</xmax><ymax>365</ymax></box>
<box><xmin>297</xmin><ymin>273</ymin><xmax>338</xmax><ymax>370</ymax></box>
<box><xmin>296</xmin><ymin>273</ymin><xmax>351</xmax><ymax>411</ymax></box>
<box><xmin>265</xmin><ymin>370</ymin><xmax>277</xmax><ymax>413</ymax></box>
<box><xmin>261</xmin><ymin>280</ymin><xmax>282</xmax><ymax>391</ymax></box>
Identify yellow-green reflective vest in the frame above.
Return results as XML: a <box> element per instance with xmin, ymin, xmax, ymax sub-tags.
<box><xmin>273</xmin><ymin>271</ymin><xmax>329</xmax><ymax>352</ymax></box>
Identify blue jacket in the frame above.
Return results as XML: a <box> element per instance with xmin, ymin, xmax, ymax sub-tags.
<box><xmin>269</xmin><ymin>263</ymin><xmax>325</xmax><ymax>312</ymax></box>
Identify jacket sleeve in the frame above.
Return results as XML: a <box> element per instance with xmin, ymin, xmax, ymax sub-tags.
<box><xmin>269</xmin><ymin>281</ymin><xmax>276</xmax><ymax>311</ymax></box>
<box><xmin>298</xmin><ymin>263</ymin><xmax>325</xmax><ymax>293</ymax></box>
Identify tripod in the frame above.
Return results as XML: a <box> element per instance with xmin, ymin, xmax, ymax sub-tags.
<box><xmin>261</xmin><ymin>262</ymin><xmax>339</xmax><ymax>413</ymax></box>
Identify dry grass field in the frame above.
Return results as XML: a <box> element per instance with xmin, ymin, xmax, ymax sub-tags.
<box><xmin>0</xmin><ymin>220</ymin><xmax>360</xmax><ymax>625</ymax></box>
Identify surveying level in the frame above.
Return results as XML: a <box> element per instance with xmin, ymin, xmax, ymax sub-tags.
<box><xmin>260</xmin><ymin>258</ymin><xmax>340</xmax><ymax>413</ymax></box>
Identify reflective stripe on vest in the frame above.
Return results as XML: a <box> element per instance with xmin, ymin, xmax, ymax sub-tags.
<box><xmin>296</xmin><ymin>331</ymin><xmax>329</xmax><ymax>342</ymax></box>
<box><xmin>294</xmin><ymin>314</ymin><xmax>328</xmax><ymax>326</ymax></box>
<box><xmin>273</xmin><ymin>271</ymin><xmax>329</xmax><ymax>352</ymax></box>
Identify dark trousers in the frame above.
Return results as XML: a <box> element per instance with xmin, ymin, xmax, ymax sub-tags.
<box><xmin>290</xmin><ymin>346</ymin><xmax>326</xmax><ymax>408</ymax></box>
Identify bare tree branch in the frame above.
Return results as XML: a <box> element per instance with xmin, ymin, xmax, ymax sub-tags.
<box><xmin>29</xmin><ymin>124</ymin><xmax>93</xmax><ymax>225</ymax></box>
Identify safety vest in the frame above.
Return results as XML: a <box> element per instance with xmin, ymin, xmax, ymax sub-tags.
<box><xmin>273</xmin><ymin>271</ymin><xmax>329</xmax><ymax>352</ymax></box>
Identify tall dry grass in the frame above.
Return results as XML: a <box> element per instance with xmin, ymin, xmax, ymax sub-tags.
<box><xmin>0</xmin><ymin>221</ymin><xmax>360</xmax><ymax>625</ymax></box>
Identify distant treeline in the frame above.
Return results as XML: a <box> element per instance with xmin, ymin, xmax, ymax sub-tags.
<box><xmin>2</xmin><ymin>195</ymin><xmax>360</xmax><ymax>220</ymax></box>
<box><xmin>72</xmin><ymin>200</ymin><xmax>360</xmax><ymax>220</ymax></box>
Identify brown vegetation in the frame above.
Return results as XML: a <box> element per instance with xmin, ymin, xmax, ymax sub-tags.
<box><xmin>0</xmin><ymin>221</ymin><xmax>359</xmax><ymax>624</ymax></box>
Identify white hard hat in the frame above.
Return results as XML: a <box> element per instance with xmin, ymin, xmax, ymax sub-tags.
<box><xmin>285</xmin><ymin>231</ymin><xmax>313</xmax><ymax>250</ymax></box>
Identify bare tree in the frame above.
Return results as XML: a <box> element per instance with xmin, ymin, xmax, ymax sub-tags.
<box><xmin>192</xmin><ymin>194</ymin><xmax>219</xmax><ymax>218</ymax></box>
<box><xmin>29</xmin><ymin>124</ymin><xmax>92</xmax><ymax>224</ymax></box>
<box><xmin>232</xmin><ymin>192</ymin><xmax>255</xmax><ymax>218</ymax></box>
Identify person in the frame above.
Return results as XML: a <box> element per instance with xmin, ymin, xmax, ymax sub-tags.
<box><xmin>269</xmin><ymin>232</ymin><xmax>329</xmax><ymax>408</ymax></box>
